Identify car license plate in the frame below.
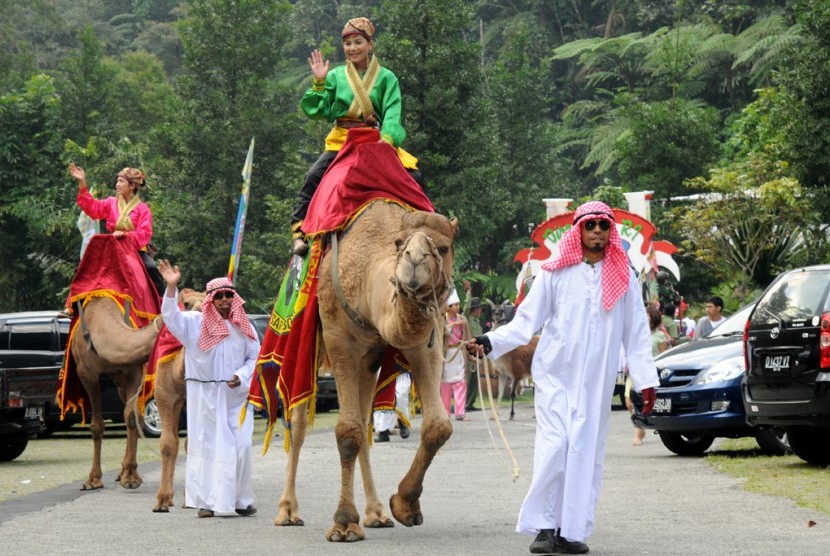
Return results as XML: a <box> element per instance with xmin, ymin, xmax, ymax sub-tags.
<box><xmin>764</xmin><ymin>354</ymin><xmax>790</xmax><ymax>373</ymax></box>
<box><xmin>24</xmin><ymin>406</ymin><xmax>43</xmax><ymax>419</ymax></box>
<box><xmin>652</xmin><ymin>397</ymin><xmax>671</xmax><ymax>413</ymax></box>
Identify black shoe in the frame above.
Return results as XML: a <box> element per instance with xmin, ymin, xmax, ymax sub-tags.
<box><xmin>197</xmin><ymin>508</ymin><xmax>214</xmax><ymax>518</ymax></box>
<box><xmin>529</xmin><ymin>529</ymin><xmax>558</xmax><ymax>554</ymax></box>
<box><xmin>375</xmin><ymin>430</ymin><xmax>390</xmax><ymax>442</ymax></box>
<box><xmin>466</xmin><ymin>406</ymin><xmax>481</xmax><ymax>412</ymax></box>
<box><xmin>555</xmin><ymin>534</ymin><xmax>589</xmax><ymax>554</ymax></box>
<box><xmin>398</xmin><ymin>419</ymin><xmax>410</xmax><ymax>439</ymax></box>
<box><xmin>235</xmin><ymin>505</ymin><xmax>257</xmax><ymax>517</ymax></box>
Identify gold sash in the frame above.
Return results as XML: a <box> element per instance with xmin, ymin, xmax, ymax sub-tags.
<box><xmin>115</xmin><ymin>195</ymin><xmax>140</xmax><ymax>232</ymax></box>
<box><xmin>345</xmin><ymin>56</ymin><xmax>380</xmax><ymax>120</ymax></box>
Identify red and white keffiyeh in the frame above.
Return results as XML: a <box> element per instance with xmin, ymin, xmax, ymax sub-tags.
<box><xmin>198</xmin><ymin>277</ymin><xmax>257</xmax><ymax>352</ymax></box>
<box><xmin>542</xmin><ymin>201</ymin><xmax>631</xmax><ymax>311</ymax></box>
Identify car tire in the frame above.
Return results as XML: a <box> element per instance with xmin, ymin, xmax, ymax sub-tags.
<box><xmin>658</xmin><ymin>432</ymin><xmax>715</xmax><ymax>456</ymax></box>
<box><xmin>786</xmin><ymin>427</ymin><xmax>830</xmax><ymax>465</ymax></box>
<box><xmin>142</xmin><ymin>397</ymin><xmax>163</xmax><ymax>438</ymax></box>
<box><xmin>754</xmin><ymin>427</ymin><xmax>791</xmax><ymax>456</ymax></box>
<box><xmin>0</xmin><ymin>433</ymin><xmax>29</xmax><ymax>462</ymax></box>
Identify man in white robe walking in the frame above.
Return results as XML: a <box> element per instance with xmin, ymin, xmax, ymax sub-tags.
<box><xmin>469</xmin><ymin>201</ymin><xmax>658</xmax><ymax>554</ymax></box>
<box><xmin>158</xmin><ymin>260</ymin><xmax>261</xmax><ymax>518</ymax></box>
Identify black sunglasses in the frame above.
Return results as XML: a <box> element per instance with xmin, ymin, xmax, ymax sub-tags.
<box><xmin>583</xmin><ymin>219</ymin><xmax>611</xmax><ymax>232</ymax></box>
<box><xmin>213</xmin><ymin>291</ymin><xmax>235</xmax><ymax>300</ymax></box>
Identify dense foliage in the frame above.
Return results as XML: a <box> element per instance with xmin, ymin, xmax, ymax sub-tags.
<box><xmin>0</xmin><ymin>0</ymin><xmax>826</xmax><ymax>313</ymax></box>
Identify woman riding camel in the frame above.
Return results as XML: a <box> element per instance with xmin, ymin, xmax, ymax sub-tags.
<box><xmin>69</xmin><ymin>162</ymin><xmax>165</xmax><ymax>297</ymax></box>
<box><xmin>290</xmin><ymin>16</ymin><xmax>422</xmax><ymax>256</ymax></box>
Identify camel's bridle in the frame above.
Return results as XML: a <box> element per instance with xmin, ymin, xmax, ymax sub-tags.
<box><xmin>329</xmin><ymin>229</ymin><xmax>453</xmax><ymax>345</ymax></box>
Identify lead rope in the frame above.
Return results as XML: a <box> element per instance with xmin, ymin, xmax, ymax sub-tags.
<box><xmin>460</xmin><ymin>340</ymin><xmax>521</xmax><ymax>481</ymax></box>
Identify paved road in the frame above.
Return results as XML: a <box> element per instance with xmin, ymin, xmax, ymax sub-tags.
<box><xmin>1</xmin><ymin>404</ymin><xmax>828</xmax><ymax>555</ymax></box>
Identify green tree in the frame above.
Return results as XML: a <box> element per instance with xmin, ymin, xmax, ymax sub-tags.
<box><xmin>616</xmin><ymin>98</ymin><xmax>720</xmax><ymax>200</ymax></box>
<box><xmin>0</xmin><ymin>76</ymin><xmax>77</xmax><ymax>310</ymax></box>
<box><xmin>677</xmin><ymin>158</ymin><xmax>815</xmax><ymax>296</ymax></box>
<box><xmin>149</xmin><ymin>0</ymin><xmax>298</xmax><ymax>306</ymax></box>
<box><xmin>379</xmin><ymin>0</ymin><xmax>506</xmax><ymax>273</ymax></box>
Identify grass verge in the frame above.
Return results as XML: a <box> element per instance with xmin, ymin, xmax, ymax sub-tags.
<box><xmin>706</xmin><ymin>437</ymin><xmax>830</xmax><ymax>516</ymax></box>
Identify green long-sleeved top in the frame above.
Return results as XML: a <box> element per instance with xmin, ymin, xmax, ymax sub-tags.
<box><xmin>301</xmin><ymin>64</ymin><xmax>406</xmax><ymax>148</ymax></box>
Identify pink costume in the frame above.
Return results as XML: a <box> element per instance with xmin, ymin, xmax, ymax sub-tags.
<box><xmin>76</xmin><ymin>187</ymin><xmax>154</xmax><ymax>252</ymax></box>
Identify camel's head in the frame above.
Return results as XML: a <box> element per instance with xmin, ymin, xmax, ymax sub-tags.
<box><xmin>490</xmin><ymin>300</ymin><xmax>515</xmax><ymax>329</ymax></box>
<box><xmin>179</xmin><ymin>288</ymin><xmax>207</xmax><ymax>312</ymax></box>
<box><xmin>393</xmin><ymin>211</ymin><xmax>458</xmax><ymax>305</ymax></box>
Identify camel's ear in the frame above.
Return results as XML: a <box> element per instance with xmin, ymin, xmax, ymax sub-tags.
<box><xmin>449</xmin><ymin>216</ymin><xmax>459</xmax><ymax>238</ymax></box>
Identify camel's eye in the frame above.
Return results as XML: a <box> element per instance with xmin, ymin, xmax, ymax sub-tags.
<box><xmin>437</xmin><ymin>246</ymin><xmax>449</xmax><ymax>256</ymax></box>
<box><xmin>395</xmin><ymin>238</ymin><xmax>404</xmax><ymax>251</ymax></box>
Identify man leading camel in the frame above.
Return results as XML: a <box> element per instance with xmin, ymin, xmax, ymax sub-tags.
<box><xmin>158</xmin><ymin>259</ymin><xmax>260</xmax><ymax>518</ymax></box>
<box><xmin>468</xmin><ymin>201</ymin><xmax>658</xmax><ymax>554</ymax></box>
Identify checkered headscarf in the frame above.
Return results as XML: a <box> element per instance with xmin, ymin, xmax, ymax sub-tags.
<box><xmin>197</xmin><ymin>277</ymin><xmax>256</xmax><ymax>352</ymax></box>
<box><xmin>542</xmin><ymin>201</ymin><xmax>630</xmax><ymax>310</ymax></box>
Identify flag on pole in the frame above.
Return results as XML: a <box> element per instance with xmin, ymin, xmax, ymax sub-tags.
<box><xmin>228</xmin><ymin>137</ymin><xmax>255</xmax><ymax>283</ymax></box>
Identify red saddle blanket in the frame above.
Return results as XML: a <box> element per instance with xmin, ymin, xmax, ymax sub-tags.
<box><xmin>301</xmin><ymin>127</ymin><xmax>433</xmax><ymax>236</ymax></box>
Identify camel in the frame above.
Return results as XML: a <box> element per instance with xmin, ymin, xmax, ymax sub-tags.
<box><xmin>69</xmin><ymin>296</ymin><xmax>161</xmax><ymax>490</ymax></box>
<box><xmin>490</xmin><ymin>336</ymin><xmax>539</xmax><ymax>420</ymax></box>
<box><xmin>151</xmin><ymin>288</ymin><xmax>204</xmax><ymax>513</ymax></box>
<box><xmin>283</xmin><ymin>200</ymin><xmax>457</xmax><ymax>542</ymax></box>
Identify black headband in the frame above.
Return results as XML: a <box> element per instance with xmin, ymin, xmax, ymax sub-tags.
<box><xmin>573</xmin><ymin>211</ymin><xmax>615</xmax><ymax>224</ymax></box>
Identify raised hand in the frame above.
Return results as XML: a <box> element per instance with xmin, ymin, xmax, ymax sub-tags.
<box><xmin>157</xmin><ymin>259</ymin><xmax>181</xmax><ymax>289</ymax></box>
<box><xmin>69</xmin><ymin>163</ymin><xmax>86</xmax><ymax>184</ymax></box>
<box><xmin>308</xmin><ymin>49</ymin><xmax>330</xmax><ymax>81</ymax></box>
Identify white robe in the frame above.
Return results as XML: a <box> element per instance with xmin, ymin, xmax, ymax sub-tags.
<box><xmin>162</xmin><ymin>292</ymin><xmax>261</xmax><ymax>514</ymax></box>
<box><xmin>486</xmin><ymin>261</ymin><xmax>659</xmax><ymax>542</ymax></box>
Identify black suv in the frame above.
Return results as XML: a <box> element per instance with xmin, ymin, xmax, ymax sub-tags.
<box><xmin>743</xmin><ymin>264</ymin><xmax>830</xmax><ymax>464</ymax></box>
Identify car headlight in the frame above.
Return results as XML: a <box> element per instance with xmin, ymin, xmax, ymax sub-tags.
<box><xmin>694</xmin><ymin>356</ymin><xmax>745</xmax><ymax>385</ymax></box>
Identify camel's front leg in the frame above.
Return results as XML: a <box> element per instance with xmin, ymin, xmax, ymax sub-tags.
<box><xmin>154</xmin><ymin>396</ymin><xmax>184</xmax><ymax>511</ymax></box>
<box><xmin>390</xmin><ymin>347</ymin><xmax>452</xmax><ymax>527</ymax></box>
<box><xmin>325</xmin><ymin>365</ymin><xmax>368</xmax><ymax>542</ymax></box>
<box><xmin>356</xmin><ymin>370</ymin><xmax>393</xmax><ymax>529</ymax></box>
<box><xmin>116</xmin><ymin>371</ymin><xmax>143</xmax><ymax>489</ymax></box>
<box><xmin>78</xmin><ymin>368</ymin><xmax>105</xmax><ymax>491</ymax></box>
<box><xmin>275</xmin><ymin>400</ymin><xmax>308</xmax><ymax>526</ymax></box>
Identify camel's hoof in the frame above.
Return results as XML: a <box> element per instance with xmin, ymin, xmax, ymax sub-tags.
<box><xmin>81</xmin><ymin>482</ymin><xmax>103</xmax><ymax>491</ymax></box>
<box><xmin>152</xmin><ymin>506</ymin><xmax>169</xmax><ymax>513</ymax></box>
<box><xmin>120</xmin><ymin>480</ymin><xmax>142</xmax><ymax>490</ymax></box>
<box><xmin>390</xmin><ymin>493</ymin><xmax>423</xmax><ymax>527</ymax></box>
<box><xmin>365</xmin><ymin>517</ymin><xmax>394</xmax><ymax>528</ymax></box>
<box><xmin>325</xmin><ymin>524</ymin><xmax>364</xmax><ymax>542</ymax></box>
<box><xmin>274</xmin><ymin>516</ymin><xmax>304</xmax><ymax>526</ymax></box>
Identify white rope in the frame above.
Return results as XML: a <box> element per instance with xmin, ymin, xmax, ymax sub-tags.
<box><xmin>463</xmin><ymin>341</ymin><xmax>520</xmax><ymax>481</ymax></box>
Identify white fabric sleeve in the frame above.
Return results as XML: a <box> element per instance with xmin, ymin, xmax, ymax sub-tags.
<box><xmin>486</xmin><ymin>270</ymin><xmax>553</xmax><ymax>360</ymax></box>
<box><xmin>161</xmin><ymin>288</ymin><xmax>199</xmax><ymax>347</ymax></box>
<box><xmin>621</xmin><ymin>272</ymin><xmax>660</xmax><ymax>392</ymax></box>
<box><xmin>234</xmin><ymin>334</ymin><xmax>260</xmax><ymax>390</ymax></box>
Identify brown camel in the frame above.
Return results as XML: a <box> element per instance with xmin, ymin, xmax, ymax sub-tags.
<box><xmin>70</xmin><ymin>296</ymin><xmax>161</xmax><ymax>490</ymax></box>
<box><xmin>306</xmin><ymin>200</ymin><xmax>457</xmax><ymax>542</ymax></box>
<box><xmin>152</xmin><ymin>288</ymin><xmax>204</xmax><ymax>512</ymax></box>
<box><xmin>490</xmin><ymin>335</ymin><xmax>540</xmax><ymax>420</ymax></box>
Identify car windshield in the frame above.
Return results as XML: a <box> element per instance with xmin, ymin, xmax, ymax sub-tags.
<box><xmin>707</xmin><ymin>303</ymin><xmax>755</xmax><ymax>338</ymax></box>
<box><xmin>752</xmin><ymin>268</ymin><xmax>830</xmax><ymax>325</ymax></box>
